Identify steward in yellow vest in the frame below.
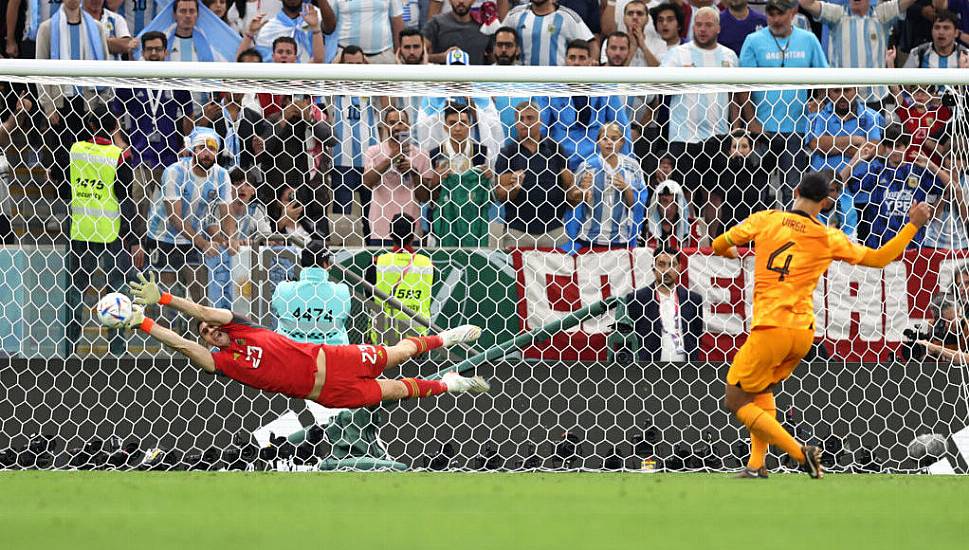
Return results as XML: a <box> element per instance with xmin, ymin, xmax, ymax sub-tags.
<box><xmin>65</xmin><ymin>106</ymin><xmax>140</xmax><ymax>355</ymax></box>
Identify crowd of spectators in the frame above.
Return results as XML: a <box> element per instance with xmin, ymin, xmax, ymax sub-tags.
<box><xmin>0</xmin><ymin>0</ymin><xmax>966</xmax><ymax>304</ymax></box>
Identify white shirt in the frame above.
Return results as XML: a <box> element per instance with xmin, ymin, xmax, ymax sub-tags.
<box><xmin>658</xmin><ymin>289</ymin><xmax>686</xmax><ymax>362</ymax></box>
<box><xmin>332</xmin><ymin>0</ymin><xmax>404</xmax><ymax>54</ymax></box>
<box><xmin>661</xmin><ymin>41</ymin><xmax>738</xmax><ymax>143</ymax></box>
<box><xmin>502</xmin><ymin>5</ymin><xmax>594</xmax><ymax>66</ymax></box>
<box><xmin>599</xmin><ymin>22</ymin><xmax>666</xmax><ymax>66</ymax></box>
<box><xmin>817</xmin><ymin>0</ymin><xmax>902</xmax><ymax>102</ymax></box>
<box><xmin>97</xmin><ymin>9</ymin><xmax>131</xmax><ymax>61</ymax></box>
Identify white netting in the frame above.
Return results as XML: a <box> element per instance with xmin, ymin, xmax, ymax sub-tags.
<box><xmin>1</xmin><ymin>61</ymin><xmax>969</xmax><ymax>474</ymax></box>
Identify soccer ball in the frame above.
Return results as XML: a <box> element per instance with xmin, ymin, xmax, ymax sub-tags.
<box><xmin>96</xmin><ymin>292</ymin><xmax>132</xmax><ymax>329</ymax></box>
<box><xmin>907</xmin><ymin>433</ymin><xmax>947</xmax><ymax>460</ymax></box>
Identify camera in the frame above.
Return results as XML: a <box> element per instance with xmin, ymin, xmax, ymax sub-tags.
<box><xmin>901</xmin><ymin>328</ymin><xmax>929</xmax><ymax>361</ymax></box>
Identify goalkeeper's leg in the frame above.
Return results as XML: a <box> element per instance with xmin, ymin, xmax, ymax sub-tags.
<box><xmin>382</xmin><ymin>325</ymin><xmax>482</xmax><ymax>370</ymax></box>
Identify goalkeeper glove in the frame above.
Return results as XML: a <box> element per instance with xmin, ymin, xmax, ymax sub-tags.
<box><xmin>130</xmin><ymin>272</ymin><xmax>162</xmax><ymax>306</ymax></box>
<box><xmin>125</xmin><ymin>304</ymin><xmax>146</xmax><ymax>330</ymax></box>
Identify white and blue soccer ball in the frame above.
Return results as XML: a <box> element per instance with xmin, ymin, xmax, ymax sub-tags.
<box><xmin>96</xmin><ymin>292</ymin><xmax>132</xmax><ymax>329</ymax></box>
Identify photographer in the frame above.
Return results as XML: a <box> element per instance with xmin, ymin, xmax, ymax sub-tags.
<box><xmin>909</xmin><ymin>291</ymin><xmax>969</xmax><ymax>363</ymax></box>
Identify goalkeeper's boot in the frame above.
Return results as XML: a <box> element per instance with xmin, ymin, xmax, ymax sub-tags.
<box><xmin>800</xmin><ymin>445</ymin><xmax>824</xmax><ymax>479</ymax></box>
<box><xmin>735</xmin><ymin>467</ymin><xmax>769</xmax><ymax>479</ymax></box>
<box><xmin>442</xmin><ymin>371</ymin><xmax>490</xmax><ymax>394</ymax></box>
<box><xmin>439</xmin><ymin>325</ymin><xmax>482</xmax><ymax>347</ymax></box>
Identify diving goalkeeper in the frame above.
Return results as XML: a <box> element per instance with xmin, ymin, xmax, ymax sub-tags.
<box><xmin>125</xmin><ymin>273</ymin><xmax>489</xmax><ymax>408</ymax></box>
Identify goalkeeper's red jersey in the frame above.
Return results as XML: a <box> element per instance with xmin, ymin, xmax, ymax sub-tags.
<box><xmin>210</xmin><ymin>315</ymin><xmax>320</xmax><ymax>399</ymax></box>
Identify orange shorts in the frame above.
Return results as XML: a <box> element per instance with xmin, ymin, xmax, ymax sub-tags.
<box><xmin>726</xmin><ymin>327</ymin><xmax>815</xmax><ymax>393</ymax></box>
<box><xmin>317</xmin><ymin>344</ymin><xmax>388</xmax><ymax>409</ymax></box>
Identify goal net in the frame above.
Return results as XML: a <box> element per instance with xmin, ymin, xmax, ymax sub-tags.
<box><xmin>1</xmin><ymin>61</ymin><xmax>968</xmax><ymax>473</ymax></box>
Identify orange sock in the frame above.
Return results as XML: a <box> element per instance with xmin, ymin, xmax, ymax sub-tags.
<box><xmin>747</xmin><ymin>393</ymin><xmax>775</xmax><ymax>470</ymax></box>
<box><xmin>401</xmin><ymin>378</ymin><xmax>447</xmax><ymax>398</ymax></box>
<box><xmin>736</xmin><ymin>402</ymin><xmax>805</xmax><ymax>464</ymax></box>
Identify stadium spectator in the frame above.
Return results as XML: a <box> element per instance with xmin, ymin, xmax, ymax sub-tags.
<box><xmin>324</xmin><ymin>0</ymin><xmax>404</xmax><ymax>64</ymax></box>
<box><xmin>819</xmin><ymin>177</ymin><xmax>859</xmax><ymax>239</ymax></box>
<box><xmin>216</xmin><ymin>168</ymin><xmax>272</xmax><ymax>249</ymax></box>
<box><xmin>199</xmin><ymin>90</ymin><xmax>268</xmax><ymax>174</ymax></box>
<box><xmin>489</xmin><ymin>26</ymin><xmax>530</xmax><ymax>139</ymax></box>
<box><xmin>165</xmin><ymin>0</ymin><xmax>230</xmax><ymax>61</ymax></box>
<box><xmin>363</xmin><ymin>106</ymin><xmax>435</xmax><ymax>246</ymax></box>
<box><xmin>567</xmin><ymin>122</ymin><xmax>647</xmax><ymax>248</ymax></box>
<box><xmin>427</xmin><ymin>102</ymin><xmax>493</xmax><ymax>247</ymax></box>
<box><xmin>839</xmin><ymin>128</ymin><xmax>948</xmax><ymax>248</ymax></box>
<box><xmin>239</xmin><ymin>0</ymin><xmax>326</xmax><ymax>64</ymax></box>
<box><xmin>558</xmin><ymin>0</ymin><xmax>601</xmax><ymax>39</ymax></box>
<box><xmin>635</xmin><ymin>3</ymin><xmax>685</xmax><ymax>152</ymax></box>
<box><xmin>145</xmin><ymin>128</ymin><xmax>232</xmax><ymax>304</ymax></box>
<box><xmin>396</xmin><ymin>27</ymin><xmax>428</xmax><ymax>64</ymax></box>
<box><xmin>5</xmin><ymin>0</ymin><xmax>54</xmax><ymax>59</ymax></box>
<box><xmin>36</xmin><ymin>0</ymin><xmax>111</xmax><ymax>231</ymax></box>
<box><xmin>541</xmin><ymin>40</ymin><xmax>631</xmax><ymax>169</ymax></box>
<box><xmin>114</xmin><ymin>32</ymin><xmax>195</xmax><ymax>237</ymax></box>
<box><xmin>904</xmin><ymin>10</ymin><xmax>969</xmax><ymax>67</ymax></box>
<box><xmin>807</xmin><ymin>87</ymin><xmax>884</xmax><ymax>174</ymax></box>
<box><xmin>602</xmin><ymin>31</ymin><xmax>633</xmax><ymax>66</ymax></box>
<box><xmin>259</xmin><ymin>92</ymin><xmax>331</xmax><ymax>236</ymax></box>
<box><xmin>625</xmin><ymin>245</ymin><xmax>704</xmax><ymax>362</ymax></box>
<box><xmin>250</xmin><ymin>36</ymin><xmax>305</xmax><ymax>120</ymax></box>
<box><xmin>501</xmin><ymin>0</ymin><xmax>594</xmax><ymax>66</ymax></box>
<box><xmin>903</xmin><ymin>0</ymin><xmax>969</xmax><ymax>58</ymax></box>
<box><xmin>272</xmin><ymin>239</ymin><xmax>352</xmax><ymax>345</ymax></box>
<box><xmin>648</xmin><ymin>154</ymin><xmax>676</xmax><ymax>188</ymax></box>
<box><xmin>202</xmin><ymin>0</ymin><xmax>234</xmax><ymax>29</ymax></box>
<box><xmin>924</xmin><ymin>157</ymin><xmax>969</xmax><ymax>248</ymax></box>
<box><xmin>718</xmin><ymin>0</ymin><xmax>767</xmax><ymax>56</ymax></box>
<box><xmin>925</xmin><ymin>291</ymin><xmax>969</xmax><ymax>357</ymax></box>
<box><xmin>662</xmin><ymin>6</ymin><xmax>739</xmax><ymax>218</ymax></box>
<box><xmin>798</xmin><ymin>0</ymin><xmax>911</xmax><ymax>106</ymax></box>
<box><xmin>887</xmin><ymin>79</ymin><xmax>953</xmax><ymax>167</ymax></box>
<box><xmin>84</xmin><ymin>0</ymin><xmax>137</xmax><ymax>60</ymax></box>
<box><xmin>495</xmin><ymin>100</ymin><xmax>573</xmax><ymax>248</ymax></box>
<box><xmin>328</xmin><ymin>46</ymin><xmax>382</xmax><ymax>246</ymax></box>
<box><xmin>712</xmin><ymin>130</ymin><xmax>769</xmax><ymax>231</ymax></box>
<box><xmin>739</xmin><ymin>0</ymin><xmax>828</xmax><ymax>206</ymax></box>
<box><xmin>644</xmin><ymin>179</ymin><xmax>702</xmax><ymax>248</ymax></box>
<box><xmin>268</xmin><ymin>183</ymin><xmax>322</xmax><ymax>242</ymax></box>
<box><xmin>65</xmin><ymin>106</ymin><xmax>139</xmax><ymax>356</ymax></box>
<box><xmin>601</xmin><ymin>0</ymin><xmax>668</xmax><ymax>67</ymax></box>
<box><xmin>422</xmin><ymin>0</ymin><xmax>490</xmax><ymax>64</ymax></box>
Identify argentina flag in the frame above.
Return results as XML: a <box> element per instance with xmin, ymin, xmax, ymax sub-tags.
<box><xmin>134</xmin><ymin>0</ymin><xmax>241</xmax><ymax>62</ymax></box>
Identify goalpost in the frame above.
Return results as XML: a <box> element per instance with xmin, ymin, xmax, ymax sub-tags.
<box><xmin>0</xmin><ymin>60</ymin><xmax>968</xmax><ymax>473</ymax></box>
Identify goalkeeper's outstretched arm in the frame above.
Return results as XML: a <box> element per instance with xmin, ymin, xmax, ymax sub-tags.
<box><xmin>128</xmin><ymin>309</ymin><xmax>215</xmax><ymax>373</ymax></box>
<box><xmin>130</xmin><ymin>273</ymin><xmax>232</xmax><ymax>325</ymax></box>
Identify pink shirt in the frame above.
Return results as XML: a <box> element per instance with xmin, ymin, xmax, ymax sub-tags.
<box><xmin>364</xmin><ymin>142</ymin><xmax>432</xmax><ymax>240</ymax></box>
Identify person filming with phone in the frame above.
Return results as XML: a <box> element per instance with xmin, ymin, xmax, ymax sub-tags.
<box><xmin>363</xmin><ymin>107</ymin><xmax>437</xmax><ymax>246</ymax></box>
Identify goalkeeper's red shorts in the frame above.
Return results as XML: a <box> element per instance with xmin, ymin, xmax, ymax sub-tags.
<box><xmin>316</xmin><ymin>344</ymin><xmax>389</xmax><ymax>408</ymax></box>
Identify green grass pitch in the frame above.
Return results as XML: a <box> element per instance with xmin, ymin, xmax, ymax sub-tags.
<box><xmin>2</xmin><ymin>471</ymin><xmax>967</xmax><ymax>549</ymax></box>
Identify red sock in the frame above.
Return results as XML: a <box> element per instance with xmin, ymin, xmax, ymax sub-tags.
<box><xmin>404</xmin><ymin>335</ymin><xmax>443</xmax><ymax>354</ymax></box>
<box><xmin>401</xmin><ymin>378</ymin><xmax>447</xmax><ymax>398</ymax></box>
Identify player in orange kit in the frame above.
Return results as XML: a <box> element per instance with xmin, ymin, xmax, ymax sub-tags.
<box><xmin>712</xmin><ymin>172</ymin><xmax>932</xmax><ymax>479</ymax></box>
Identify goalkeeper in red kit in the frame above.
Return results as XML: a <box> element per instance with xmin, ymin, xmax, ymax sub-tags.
<box><xmin>125</xmin><ymin>273</ymin><xmax>489</xmax><ymax>408</ymax></box>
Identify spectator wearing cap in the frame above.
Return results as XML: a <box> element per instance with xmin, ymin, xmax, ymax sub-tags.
<box><xmin>65</xmin><ymin>106</ymin><xmax>139</xmax><ymax>356</ymax></box>
<box><xmin>422</xmin><ymin>0</ymin><xmax>491</xmax><ymax>64</ymax></box>
<box><xmin>739</xmin><ymin>0</ymin><xmax>828</xmax><ymax>206</ymax></box>
<box><xmin>272</xmin><ymin>240</ymin><xmax>352</xmax><ymax>345</ymax></box>
<box><xmin>495</xmin><ymin>100</ymin><xmax>575</xmax><ymax>248</ymax></box>
<box><xmin>799</xmin><ymin>0</ymin><xmax>913</xmax><ymax>106</ymax></box>
<box><xmin>501</xmin><ymin>0</ymin><xmax>594</xmax><ymax>66</ymax></box>
<box><xmin>145</xmin><ymin>127</ymin><xmax>233</xmax><ymax>303</ymax></box>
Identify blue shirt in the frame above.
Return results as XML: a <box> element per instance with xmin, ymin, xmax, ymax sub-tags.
<box><xmin>538</xmin><ymin>95</ymin><xmax>631</xmax><ymax>169</ymax></box>
<box><xmin>739</xmin><ymin>27</ymin><xmax>828</xmax><ymax>133</ymax></box>
<box><xmin>807</xmin><ymin>101</ymin><xmax>883</xmax><ymax>173</ymax></box>
<box><xmin>115</xmin><ymin>88</ymin><xmax>194</xmax><ymax>169</ymax></box>
<box><xmin>272</xmin><ymin>267</ymin><xmax>352</xmax><ymax>345</ymax></box>
<box><xmin>572</xmin><ymin>154</ymin><xmax>648</xmax><ymax>245</ymax></box>
<box><xmin>851</xmin><ymin>159</ymin><xmax>943</xmax><ymax>248</ymax></box>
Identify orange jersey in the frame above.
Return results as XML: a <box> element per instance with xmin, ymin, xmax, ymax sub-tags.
<box><xmin>723</xmin><ymin>210</ymin><xmax>868</xmax><ymax>330</ymax></box>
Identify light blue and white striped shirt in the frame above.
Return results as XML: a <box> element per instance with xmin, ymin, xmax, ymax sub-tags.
<box><xmin>332</xmin><ymin>0</ymin><xmax>403</xmax><ymax>54</ymax></box>
<box><xmin>330</xmin><ymin>96</ymin><xmax>381</xmax><ymax>168</ymax></box>
<box><xmin>502</xmin><ymin>4</ymin><xmax>593</xmax><ymax>66</ymax></box>
<box><xmin>816</xmin><ymin>0</ymin><xmax>901</xmax><ymax>102</ymax></box>
<box><xmin>574</xmin><ymin>154</ymin><xmax>647</xmax><ymax>245</ymax></box>
<box><xmin>924</xmin><ymin>174</ymin><xmax>969</xmax><ymax>249</ymax></box>
<box><xmin>146</xmin><ymin>158</ymin><xmax>231</xmax><ymax>245</ymax></box>
<box><xmin>661</xmin><ymin>41</ymin><xmax>738</xmax><ymax>143</ymax></box>
<box><xmin>27</xmin><ymin>0</ymin><xmax>58</xmax><ymax>41</ymax></box>
<box><xmin>113</xmin><ymin>0</ymin><xmax>160</xmax><ymax>36</ymax></box>
<box><xmin>98</xmin><ymin>9</ymin><xmax>131</xmax><ymax>61</ymax></box>
<box><xmin>904</xmin><ymin>41</ymin><xmax>968</xmax><ymax>69</ymax></box>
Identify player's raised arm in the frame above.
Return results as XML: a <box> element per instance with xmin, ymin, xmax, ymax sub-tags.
<box><xmin>129</xmin><ymin>272</ymin><xmax>233</xmax><ymax>325</ymax></box>
<box><xmin>855</xmin><ymin>202</ymin><xmax>932</xmax><ymax>268</ymax></box>
<box><xmin>125</xmin><ymin>306</ymin><xmax>216</xmax><ymax>373</ymax></box>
